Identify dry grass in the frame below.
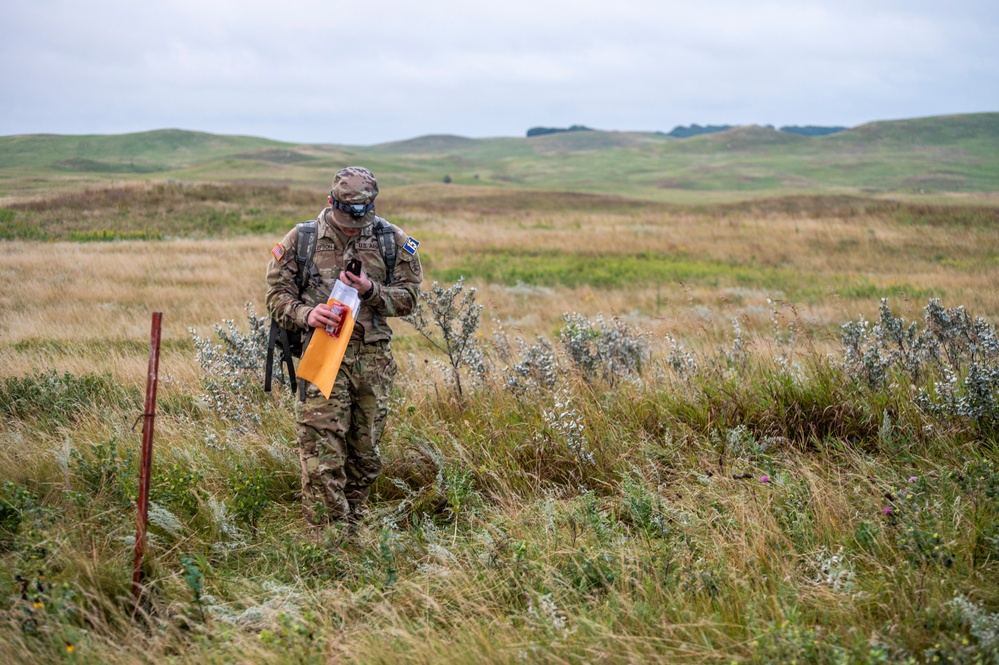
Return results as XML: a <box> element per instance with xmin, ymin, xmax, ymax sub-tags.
<box><xmin>2</xmin><ymin>191</ymin><xmax>996</xmax><ymax>389</ymax></box>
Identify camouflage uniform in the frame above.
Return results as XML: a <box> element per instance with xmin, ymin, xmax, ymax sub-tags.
<box><xmin>265</xmin><ymin>167</ymin><xmax>422</xmax><ymax>524</ymax></box>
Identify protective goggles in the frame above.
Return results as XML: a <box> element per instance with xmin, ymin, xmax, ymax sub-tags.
<box><xmin>330</xmin><ymin>195</ymin><xmax>375</xmax><ymax>218</ymax></box>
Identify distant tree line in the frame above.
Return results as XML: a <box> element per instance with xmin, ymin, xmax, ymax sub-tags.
<box><xmin>526</xmin><ymin>123</ymin><xmax>847</xmax><ymax>139</ymax></box>
<box><xmin>778</xmin><ymin>125</ymin><xmax>847</xmax><ymax>136</ymax></box>
<box><xmin>661</xmin><ymin>124</ymin><xmax>847</xmax><ymax>138</ymax></box>
<box><xmin>526</xmin><ymin>125</ymin><xmax>594</xmax><ymax>138</ymax></box>
<box><xmin>663</xmin><ymin>124</ymin><xmax>734</xmax><ymax>138</ymax></box>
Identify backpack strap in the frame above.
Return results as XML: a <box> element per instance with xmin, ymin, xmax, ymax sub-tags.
<box><xmin>373</xmin><ymin>218</ymin><xmax>397</xmax><ymax>283</ymax></box>
<box><xmin>294</xmin><ymin>220</ymin><xmax>321</xmax><ymax>401</ymax></box>
<box><xmin>294</xmin><ymin>220</ymin><xmax>319</xmax><ymax>292</ymax></box>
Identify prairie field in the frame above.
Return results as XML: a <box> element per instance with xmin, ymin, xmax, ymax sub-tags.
<box><xmin>2</xmin><ymin>183</ymin><xmax>998</xmax><ymax>382</ymax></box>
<box><xmin>1</xmin><ymin>126</ymin><xmax>999</xmax><ymax>664</ymax></box>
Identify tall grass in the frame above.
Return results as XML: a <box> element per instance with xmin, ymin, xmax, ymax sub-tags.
<box><xmin>1</xmin><ymin>292</ymin><xmax>997</xmax><ymax>663</ymax></box>
<box><xmin>2</xmin><ymin>185</ymin><xmax>997</xmax><ymax>370</ymax></box>
<box><xmin>1</xmin><ymin>185</ymin><xmax>998</xmax><ymax>662</ymax></box>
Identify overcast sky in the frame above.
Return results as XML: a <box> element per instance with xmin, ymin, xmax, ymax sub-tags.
<box><xmin>1</xmin><ymin>0</ymin><xmax>997</xmax><ymax>145</ymax></box>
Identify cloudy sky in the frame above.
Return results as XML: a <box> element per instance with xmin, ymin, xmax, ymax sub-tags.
<box><xmin>1</xmin><ymin>0</ymin><xmax>997</xmax><ymax>145</ymax></box>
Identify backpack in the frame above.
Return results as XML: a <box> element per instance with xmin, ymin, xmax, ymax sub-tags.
<box><xmin>264</xmin><ymin>217</ymin><xmax>397</xmax><ymax>394</ymax></box>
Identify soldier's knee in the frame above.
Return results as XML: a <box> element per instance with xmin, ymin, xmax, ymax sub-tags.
<box><xmin>362</xmin><ymin>455</ymin><xmax>383</xmax><ymax>479</ymax></box>
<box><xmin>304</xmin><ymin>454</ymin><xmax>346</xmax><ymax>475</ymax></box>
<box><xmin>354</xmin><ymin>455</ymin><xmax>382</xmax><ymax>484</ymax></box>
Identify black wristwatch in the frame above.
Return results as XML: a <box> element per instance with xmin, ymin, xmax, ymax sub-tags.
<box><xmin>361</xmin><ymin>284</ymin><xmax>375</xmax><ymax>300</ymax></box>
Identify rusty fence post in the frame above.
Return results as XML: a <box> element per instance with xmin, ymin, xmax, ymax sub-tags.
<box><xmin>133</xmin><ymin>312</ymin><xmax>162</xmax><ymax>605</ymax></box>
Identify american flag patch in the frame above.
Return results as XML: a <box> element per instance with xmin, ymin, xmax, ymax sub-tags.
<box><xmin>403</xmin><ymin>237</ymin><xmax>420</xmax><ymax>255</ymax></box>
<box><xmin>271</xmin><ymin>243</ymin><xmax>285</xmax><ymax>260</ymax></box>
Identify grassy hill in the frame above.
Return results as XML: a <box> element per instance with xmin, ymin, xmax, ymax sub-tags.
<box><xmin>831</xmin><ymin>112</ymin><xmax>999</xmax><ymax>148</ymax></box>
<box><xmin>0</xmin><ymin>129</ymin><xmax>288</xmax><ymax>172</ymax></box>
<box><xmin>2</xmin><ymin>113</ymin><xmax>998</xmax><ymax>201</ymax></box>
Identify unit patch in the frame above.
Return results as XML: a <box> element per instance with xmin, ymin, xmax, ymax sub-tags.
<box><xmin>271</xmin><ymin>243</ymin><xmax>285</xmax><ymax>260</ymax></box>
<box><xmin>403</xmin><ymin>237</ymin><xmax>420</xmax><ymax>255</ymax></box>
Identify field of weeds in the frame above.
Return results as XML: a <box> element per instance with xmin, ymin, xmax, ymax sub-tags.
<box><xmin>1</xmin><ymin>182</ymin><xmax>998</xmax><ymax>664</ymax></box>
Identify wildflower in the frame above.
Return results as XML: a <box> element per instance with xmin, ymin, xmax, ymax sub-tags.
<box><xmin>882</xmin><ymin>506</ymin><xmax>892</xmax><ymax>515</ymax></box>
<box><xmin>761</xmin><ymin>475</ymin><xmax>770</xmax><ymax>483</ymax></box>
<box><xmin>66</xmin><ymin>644</ymin><xmax>75</xmax><ymax>654</ymax></box>
<box><xmin>908</xmin><ymin>476</ymin><xmax>917</xmax><ymax>483</ymax></box>
<box><xmin>32</xmin><ymin>601</ymin><xmax>44</xmax><ymax>609</ymax></box>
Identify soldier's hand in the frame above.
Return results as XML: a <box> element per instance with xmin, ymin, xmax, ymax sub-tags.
<box><xmin>307</xmin><ymin>303</ymin><xmax>341</xmax><ymax>329</ymax></box>
<box><xmin>339</xmin><ymin>268</ymin><xmax>372</xmax><ymax>295</ymax></box>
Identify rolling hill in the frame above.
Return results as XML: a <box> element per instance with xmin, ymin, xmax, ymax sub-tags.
<box><xmin>1</xmin><ymin>113</ymin><xmax>997</xmax><ymax>201</ymax></box>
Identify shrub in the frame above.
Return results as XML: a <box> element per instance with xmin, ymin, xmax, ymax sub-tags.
<box><xmin>504</xmin><ymin>337</ymin><xmax>560</xmax><ymax>397</ymax></box>
<box><xmin>619</xmin><ymin>477</ymin><xmax>671</xmax><ymax>539</ymax></box>
<box><xmin>840</xmin><ymin>298</ymin><xmax>999</xmax><ymax>431</ymax></box>
<box><xmin>403</xmin><ymin>278</ymin><xmax>484</xmax><ymax>398</ymax></box>
<box><xmin>537</xmin><ymin>388</ymin><xmax>593</xmax><ymax>466</ymax></box>
<box><xmin>152</xmin><ymin>463</ymin><xmax>204</xmax><ymax>516</ymax></box>
<box><xmin>562</xmin><ymin>548</ymin><xmax>617</xmax><ymax>593</ymax></box>
<box><xmin>69</xmin><ymin>437</ymin><xmax>135</xmax><ymax>505</ymax></box>
<box><xmin>229</xmin><ymin>461</ymin><xmax>273</xmax><ymax>529</ymax></box>
<box><xmin>180</xmin><ymin>554</ymin><xmax>208</xmax><ymax>621</ymax></box>
<box><xmin>664</xmin><ymin>335</ymin><xmax>698</xmax><ymax>378</ymax></box>
<box><xmin>283</xmin><ymin>538</ymin><xmax>348</xmax><ymax>582</ymax></box>
<box><xmin>190</xmin><ymin>304</ymin><xmax>271</xmax><ymax>430</ymax></box>
<box><xmin>559</xmin><ymin>313</ymin><xmax>648</xmax><ymax>385</ymax></box>
<box><xmin>0</xmin><ymin>482</ymin><xmax>40</xmax><ymax>551</ymax></box>
<box><xmin>923</xmin><ymin>595</ymin><xmax>999</xmax><ymax>663</ymax></box>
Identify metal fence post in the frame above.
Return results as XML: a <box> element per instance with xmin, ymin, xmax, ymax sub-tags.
<box><xmin>133</xmin><ymin>312</ymin><xmax>162</xmax><ymax>605</ymax></box>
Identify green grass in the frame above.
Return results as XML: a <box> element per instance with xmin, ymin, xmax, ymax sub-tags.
<box><xmin>67</xmin><ymin>228</ymin><xmax>163</xmax><ymax>242</ymax></box>
<box><xmin>708</xmin><ymin>195</ymin><xmax>999</xmax><ymax>224</ymax></box>
<box><xmin>438</xmin><ymin>249</ymin><xmax>941</xmax><ymax>304</ymax></box>
<box><xmin>439</xmin><ymin>249</ymin><xmax>787</xmax><ymax>288</ymax></box>
<box><xmin>0</xmin><ymin>181</ymin><xmax>317</xmax><ymax>240</ymax></box>
<box><xmin>10</xmin><ymin>337</ymin><xmax>194</xmax><ymax>354</ymax></box>
<box><xmin>826</xmin><ymin>280</ymin><xmax>943</xmax><ymax>301</ymax></box>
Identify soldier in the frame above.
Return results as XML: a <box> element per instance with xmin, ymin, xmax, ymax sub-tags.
<box><xmin>266</xmin><ymin>167</ymin><xmax>422</xmax><ymax>528</ymax></box>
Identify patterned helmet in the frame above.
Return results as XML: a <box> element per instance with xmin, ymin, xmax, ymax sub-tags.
<box><xmin>329</xmin><ymin>167</ymin><xmax>378</xmax><ymax>228</ymax></box>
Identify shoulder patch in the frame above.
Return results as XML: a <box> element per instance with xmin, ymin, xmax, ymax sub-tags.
<box><xmin>271</xmin><ymin>243</ymin><xmax>285</xmax><ymax>260</ymax></box>
<box><xmin>403</xmin><ymin>237</ymin><xmax>420</xmax><ymax>255</ymax></box>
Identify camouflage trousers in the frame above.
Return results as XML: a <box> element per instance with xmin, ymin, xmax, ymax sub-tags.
<box><xmin>297</xmin><ymin>339</ymin><xmax>397</xmax><ymax>525</ymax></box>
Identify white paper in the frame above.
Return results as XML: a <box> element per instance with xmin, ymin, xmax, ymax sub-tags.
<box><xmin>329</xmin><ymin>280</ymin><xmax>360</xmax><ymax>319</ymax></box>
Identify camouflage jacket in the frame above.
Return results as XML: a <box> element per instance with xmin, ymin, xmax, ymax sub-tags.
<box><xmin>265</xmin><ymin>209</ymin><xmax>422</xmax><ymax>344</ymax></box>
